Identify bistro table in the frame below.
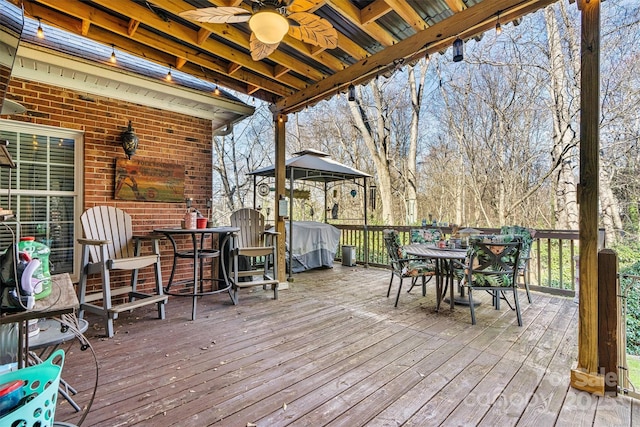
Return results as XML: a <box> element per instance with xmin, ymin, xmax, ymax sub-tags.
<box><xmin>403</xmin><ymin>244</ymin><xmax>469</xmax><ymax>311</ymax></box>
<box><xmin>155</xmin><ymin>226</ymin><xmax>239</xmax><ymax>320</ymax></box>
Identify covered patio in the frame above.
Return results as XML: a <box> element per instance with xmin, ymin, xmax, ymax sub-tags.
<box><xmin>0</xmin><ymin>0</ymin><xmax>618</xmax><ymax>421</ymax></box>
<box><xmin>54</xmin><ymin>264</ymin><xmax>634</xmax><ymax>426</ymax></box>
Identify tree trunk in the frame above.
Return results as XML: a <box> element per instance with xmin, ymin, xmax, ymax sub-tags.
<box><xmin>347</xmin><ymin>84</ymin><xmax>396</xmax><ymax>225</ymax></box>
<box><xmin>545</xmin><ymin>5</ymin><xmax>580</xmax><ymax>229</ymax></box>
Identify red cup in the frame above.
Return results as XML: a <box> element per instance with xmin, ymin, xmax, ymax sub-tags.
<box><xmin>196</xmin><ymin>217</ymin><xmax>208</xmax><ymax>229</ymax></box>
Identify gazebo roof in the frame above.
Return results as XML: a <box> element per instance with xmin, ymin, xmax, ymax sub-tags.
<box><xmin>248</xmin><ymin>149</ymin><xmax>371</xmax><ymax>182</ymax></box>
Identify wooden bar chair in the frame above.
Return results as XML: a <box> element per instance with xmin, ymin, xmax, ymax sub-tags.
<box><xmin>77</xmin><ymin>206</ymin><xmax>168</xmax><ymax>338</ymax></box>
<box><xmin>226</xmin><ymin>208</ymin><xmax>279</xmax><ymax>304</ymax></box>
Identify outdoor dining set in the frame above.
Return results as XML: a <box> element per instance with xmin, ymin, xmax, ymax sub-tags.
<box><xmin>382</xmin><ymin>226</ymin><xmax>535</xmax><ymax>327</ymax></box>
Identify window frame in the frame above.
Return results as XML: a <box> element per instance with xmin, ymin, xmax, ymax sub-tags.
<box><xmin>0</xmin><ymin>119</ymin><xmax>84</xmax><ymax>282</ymax></box>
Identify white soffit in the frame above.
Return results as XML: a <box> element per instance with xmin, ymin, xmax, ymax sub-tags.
<box><xmin>13</xmin><ymin>45</ymin><xmax>254</xmax><ymax>123</ymax></box>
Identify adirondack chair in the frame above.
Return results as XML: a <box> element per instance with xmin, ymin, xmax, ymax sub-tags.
<box><xmin>77</xmin><ymin>206</ymin><xmax>168</xmax><ymax>337</ymax></box>
<box><xmin>226</xmin><ymin>208</ymin><xmax>278</xmax><ymax>304</ymax></box>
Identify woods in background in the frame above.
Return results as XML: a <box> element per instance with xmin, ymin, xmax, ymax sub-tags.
<box><xmin>212</xmin><ymin>1</ymin><xmax>640</xmax><ymax>249</ymax></box>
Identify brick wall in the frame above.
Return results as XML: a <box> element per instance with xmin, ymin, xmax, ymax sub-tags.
<box><xmin>5</xmin><ymin>77</ymin><xmax>222</xmax><ymax>299</ymax></box>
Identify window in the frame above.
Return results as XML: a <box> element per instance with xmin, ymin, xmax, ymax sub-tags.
<box><xmin>0</xmin><ymin>120</ymin><xmax>83</xmax><ymax>279</ymax></box>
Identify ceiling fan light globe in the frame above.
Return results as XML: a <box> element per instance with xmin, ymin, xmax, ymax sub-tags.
<box><xmin>249</xmin><ymin>11</ymin><xmax>289</xmax><ymax>44</ymax></box>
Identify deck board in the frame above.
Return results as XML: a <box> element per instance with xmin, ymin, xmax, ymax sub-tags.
<box><xmin>50</xmin><ymin>264</ymin><xmax>636</xmax><ymax>426</ymax></box>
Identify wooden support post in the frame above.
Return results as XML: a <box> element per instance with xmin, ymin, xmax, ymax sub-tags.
<box><xmin>571</xmin><ymin>0</ymin><xmax>603</xmax><ymax>395</ymax></box>
<box><xmin>598</xmin><ymin>249</ymin><xmax>618</xmax><ymax>396</ymax></box>
<box><xmin>274</xmin><ymin>113</ymin><xmax>287</xmax><ymax>284</ymax></box>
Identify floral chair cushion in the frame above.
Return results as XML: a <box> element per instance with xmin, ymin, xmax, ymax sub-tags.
<box><xmin>410</xmin><ymin>228</ymin><xmax>442</xmax><ymax>244</ymax></box>
<box><xmin>500</xmin><ymin>226</ymin><xmax>536</xmax><ymax>270</ymax></box>
<box><xmin>466</xmin><ymin>240</ymin><xmax>521</xmax><ymax>288</ymax></box>
<box><xmin>383</xmin><ymin>229</ymin><xmax>435</xmax><ymax>277</ymax></box>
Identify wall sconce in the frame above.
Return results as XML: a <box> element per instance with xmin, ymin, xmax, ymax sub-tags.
<box><xmin>453</xmin><ymin>38</ymin><xmax>464</xmax><ymax>62</ymax></box>
<box><xmin>120</xmin><ymin>121</ymin><xmax>139</xmax><ymax>159</ymax></box>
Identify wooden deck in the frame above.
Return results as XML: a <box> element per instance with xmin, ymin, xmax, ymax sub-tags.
<box><xmin>52</xmin><ymin>264</ymin><xmax>638</xmax><ymax>426</ymax></box>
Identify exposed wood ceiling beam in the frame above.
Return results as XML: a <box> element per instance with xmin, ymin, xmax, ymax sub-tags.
<box><xmin>326</xmin><ymin>0</ymin><xmax>398</xmax><ymax>47</ymax></box>
<box><xmin>361</xmin><ymin>0</ymin><xmax>392</xmax><ymax>25</ymax></box>
<box><xmin>127</xmin><ymin>19</ymin><xmax>139</xmax><ymax>36</ymax></box>
<box><xmin>95</xmin><ymin>0</ymin><xmax>324</xmax><ymax>83</ymax></box>
<box><xmin>276</xmin><ymin>0</ymin><xmax>560</xmax><ymax>114</ymax></box>
<box><xmin>152</xmin><ymin>0</ymin><xmax>347</xmax><ymax>75</ymax></box>
<box><xmin>444</xmin><ymin>0</ymin><xmax>468</xmax><ymax>13</ymax></box>
<box><xmin>81</xmin><ymin>18</ymin><xmax>90</xmax><ymax>35</ymax></box>
<box><xmin>24</xmin><ymin>0</ymin><xmax>295</xmax><ymax>99</ymax></box>
<box><xmin>384</xmin><ymin>0</ymin><xmax>429</xmax><ymax>32</ymax></box>
<box><xmin>30</xmin><ymin>0</ymin><xmax>304</xmax><ymax>97</ymax></box>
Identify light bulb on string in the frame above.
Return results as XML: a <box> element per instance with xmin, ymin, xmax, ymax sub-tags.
<box><xmin>36</xmin><ymin>18</ymin><xmax>44</xmax><ymax>39</ymax></box>
<box><xmin>166</xmin><ymin>66</ymin><xmax>172</xmax><ymax>82</ymax></box>
<box><xmin>496</xmin><ymin>21</ymin><xmax>502</xmax><ymax>36</ymax></box>
<box><xmin>110</xmin><ymin>45</ymin><xmax>117</xmax><ymax>64</ymax></box>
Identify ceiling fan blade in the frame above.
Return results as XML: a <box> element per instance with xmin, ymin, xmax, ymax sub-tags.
<box><xmin>288</xmin><ymin>13</ymin><xmax>338</xmax><ymax>49</ymax></box>
<box><xmin>250</xmin><ymin>33</ymin><xmax>280</xmax><ymax>60</ymax></box>
<box><xmin>287</xmin><ymin>0</ymin><xmax>324</xmax><ymax>13</ymax></box>
<box><xmin>179</xmin><ymin>7</ymin><xmax>251</xmax><ymax>24</ymax></box>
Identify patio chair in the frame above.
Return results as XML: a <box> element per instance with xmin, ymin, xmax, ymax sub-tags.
<box><xmin>77</xmin><ymin>206</ymin><xmax>168</xmax><ymax>338</ymax></box>
<box><xmin>383</xmin><ymin>229</ymin><xmax>436</xmax><ymax>307</ymax></box>
<box><xmin>226</xmin><ymin>208</ymin><xmax>279</xmax><ymax>304</ymax></box>
<box><xmin>463</xmin><ymin>239</ymin><xmax>523</xmax><ymax>326</ymax></box>
<box><xmin>500</xmin><ymin>225</ymin><xmax>536</xmax><ymax>303</ymax></box>
<box><xmin>407</xmin><ymin>228</ymin><xmax>438</xmax><ymax>293</ymax></box>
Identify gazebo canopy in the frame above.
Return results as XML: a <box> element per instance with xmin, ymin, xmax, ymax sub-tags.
<box><xmin>248</xmin><ymin>149</ymin><xmax>371</xmax><ymax>183</ymax></box>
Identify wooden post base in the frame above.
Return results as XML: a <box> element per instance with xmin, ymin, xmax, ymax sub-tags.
<box><xmin>571</xmin><ymin>367</ymin><xmax>605</xmax><ymax>396</ymax></box>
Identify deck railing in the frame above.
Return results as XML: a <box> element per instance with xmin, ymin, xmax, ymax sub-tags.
<box><xmin>333</xmin><ymin>224</ymin><xmax>605</xmax><ymax>296</ymax></box>
<box><xmin>620</xmin><ymin>273</ymin><xmax>640</xmax><ymax>399</ymax></box>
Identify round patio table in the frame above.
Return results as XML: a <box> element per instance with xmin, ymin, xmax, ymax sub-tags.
<box><xmin>155</xmin><ymin>226</ymin><xmax>239</xmax><ymax>320</ymax></box>
<box><xmin>403</xmin><ymin>244</ymin><xmax>472</xmax><ymax>311</ymax></box>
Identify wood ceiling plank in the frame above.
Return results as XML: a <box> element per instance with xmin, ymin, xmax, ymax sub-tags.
<box><xmin>81</xmin><ymin>19</ymin><xmax>90</xmax><ymax>35</ymax></box>
<box><xmin>26</xmin><ymin>1</ymin><xmax>296</xmax><ymax>98</ymax></box>
<box><xmin>247</xmin><ymin>84</ymin><xmax>259</xmax><ymax>95</ymax></box>
<box><xmin>22</xmin><ymin>1</ymin><xmax>83</xmax><ymax>34</ymax></box>
<box><xmin>444</xmin><ymin>0</ymin><xmax>467</xmax><ymax>13</ymax></box>
<box><xmin>337</xmin><ymin>33</ymin><xmax>368</xmax><ymax>60</ymax></box>
<box><xmin>326</xmin><ymin>0</ymin><xmax>397</xmax><ymax>47</ymax></box>
<box><xmin>276</xmin><ymin>0</ymin><xmax>559</xmax><ymax>114</ymax></box>
<box><xmin>31</xmin><ymin>0</ymin><xmax>306</xmax><ymax>94</ymax></box>
<box><xmin>384</xmin><ymin>0</ymin><xmax>429</xmax><ymax>32</ymax></box>
<box><xmin>201</xmin><ymin>0</ymin><xmax>351</xmax><ymax>72</ymax></box>
<box><xmin>361</xmin><ymin>0</ymin><xmax>392</xmax><ymax>25</ymax></box>
<box><xmin>175</xmin><ymin>57</ymin><xmax>187</xmax><ymax>69</ymax></box>
<box><xmin>227</xmin><ymin>62</ymin><xmax>242</xmax><ymax>74</ymax></box>
<box><xmin>196</xmin><ymin>28</ymin><xmax>212</xmax><ymax>45</ymax></box>
<box><xmin>151</xmin><ymin>0</ymin><xmax>337</xmax><ymax>78</ymax></box>
<box><xmin>127</xmin><ymin>19</ymin><xmax>140</xmax><ymax>36</ymax></box>
<box><xmin>274</xmin><ymin>65</ymin><xmax>291</xmax><ymax>78</ymax></box>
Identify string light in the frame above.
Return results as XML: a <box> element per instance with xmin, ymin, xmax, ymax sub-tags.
<box><xmin>424</xmin><ymin>52</ymin><xmax>430</xmax><ymax>65</ymax></box>
<box><xmin>36</xmin><ymin>18</ymin><xmax>44</xmax><ymax>39</ymax></box>
<box><xmin>166</xmin><ymin>65</ymin><xmax>172</xmax><ymax>81</ymax></box>
<box><xmin>452</xmin><ymin>38</ymin><xmax>464</xmax><ymax>62</ymax></box>
<box><xmin>496</xmin><ymin>13</ymin><xmax>502</xmax><ymax>36</ymax></box>
<box><xmin>110</xmin><ymin>45</ymin><xmax>117</xmax><ymax>64</ymax></box>
<box><xmin>348</xmin><ymin>84</ymin><xmax>355</xmax><ymax>102</ymax></box>
<box><xmin>214</xmin><ymin>81</ymin><xmax>220</xmax><ymax>95</ymax></box>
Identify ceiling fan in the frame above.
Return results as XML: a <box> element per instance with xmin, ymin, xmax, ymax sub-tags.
<box><xmin>179</xmin><ymin>0</ymin><xmax>338</xmax><ymax>61</ymax></box>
